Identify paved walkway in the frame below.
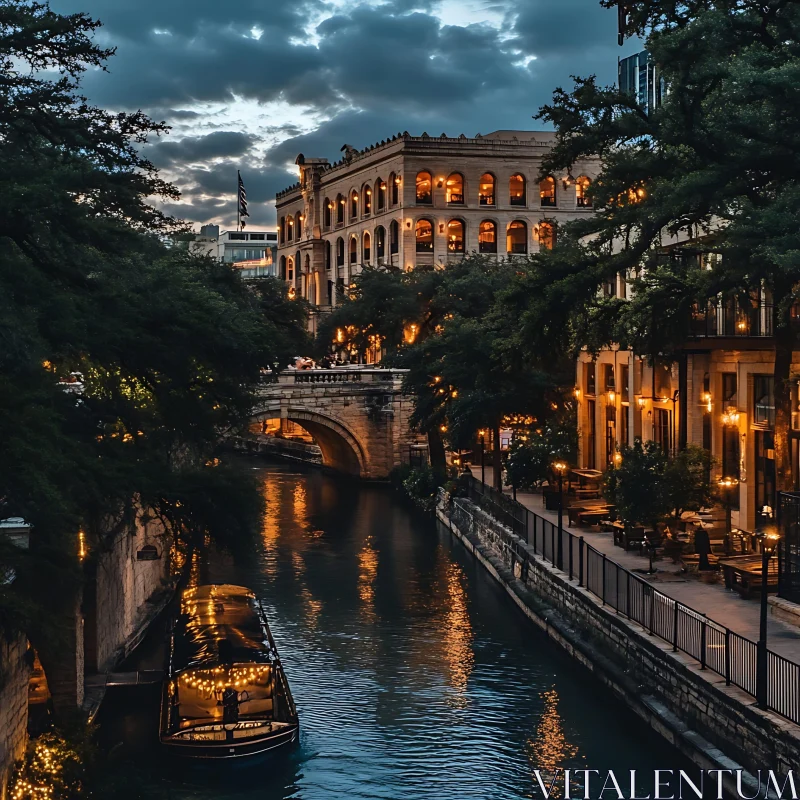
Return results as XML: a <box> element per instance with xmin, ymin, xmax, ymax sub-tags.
<box><xmin>468</xmin><ymin>467</ymin><xmax>800</xmax><ymax>661</ymax></box>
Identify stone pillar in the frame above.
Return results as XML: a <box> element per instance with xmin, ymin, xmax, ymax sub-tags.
<box><xmin>0</xmin><ymin>636</ymin><xmax>31</xmax><ymax>800</ymax></box>
<box><xmin>38</xmin><ymin>595</ymin><xmax>84</xmax><ymax>717</ymax></box>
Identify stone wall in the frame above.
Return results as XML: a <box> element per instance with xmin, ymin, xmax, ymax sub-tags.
<box><xmin>439</xmin><ymin>495</ymin><xmax>800</xmax><ymax>794</ymax></box>
<box><xmin>93</xmin><ymin>509</ymin><xmax>171</xmax><ymax>672</ymax></box>
<box><xmin>0</xmin><ymin>635</ymin><xmax>30</xmax><ymax>800</ymax></box>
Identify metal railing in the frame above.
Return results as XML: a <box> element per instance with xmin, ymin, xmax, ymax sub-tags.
<box><xmin>689</xmin><ymin>301</ymin><xmax>774</xmax><ymax>338</ymax></box>
<box><xmin>459</xmin><ymin>476</ymin><xmax>800</xmax><ymax>726</ymax></box>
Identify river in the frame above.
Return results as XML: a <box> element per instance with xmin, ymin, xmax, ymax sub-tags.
<box><xmin>99</xmin><ymin>461</ymin><xmax>688</xmax><ymax>799</ymax></box>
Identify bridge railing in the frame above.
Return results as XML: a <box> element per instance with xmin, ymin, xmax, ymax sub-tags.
<box><xmin>260</xmin><ymin>368</ymin><xmax>408</xmax><ymax>386</ymax></box>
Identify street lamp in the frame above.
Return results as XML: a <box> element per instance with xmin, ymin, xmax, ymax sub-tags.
<box><xmin>553</xmin><ymin>461</ymin><xmax>568</xmax><ymax>570</ymax></box>
<box><xmin>756</xmin><ymin>527</ymin><xmax>779</xmax><ymax>708</ymax></box>
<box><xmin>717</xmin><ymin>476</ymin><xmax>739</xmax><ymax>556</ymax></box>
<box><xmin>479</xmin><ymin>429</ymin><xmax>486</xmax><ymax>485</ymax></box>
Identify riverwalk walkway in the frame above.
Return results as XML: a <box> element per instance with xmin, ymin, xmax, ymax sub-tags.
<box><xmin>468</xmin><ymin>467</ymin><xmax>800</xmax><ymax>662</ymax></box>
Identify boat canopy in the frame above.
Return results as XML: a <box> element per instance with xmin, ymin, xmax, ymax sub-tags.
<box><xmin>173</xmin><ymin>584</ymin><xmax>272</xmax><ymax>673</ymax></box>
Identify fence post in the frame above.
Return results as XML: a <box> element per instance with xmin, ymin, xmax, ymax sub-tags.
<box><xmin>724</xmin><ymin>629</ymin><xmax>731</xmax><ymax>686</ymax></box>
<box><xmin>673</xmin><ymin>601</ymin><xmax>679</xmax><ymax>652</ymax></box>
<box><xmin>551</xmin><ymin>524</ymin><xmax>556</xmax><ymax>568</ymax></box>
<box><xmin>602</xmin><ymin>553</ymin><xmax>607</xmax><ymax>605</ymax></box>
<box><xmin>700</xmin><ymin>618</ymin><xmax>707</xmax><ymax>670</ymax></box>
<box><xmin>579</xmin><ymin>538</ymin><xmax>584</xmax><ymax>587</ymax></box>
<box><xmin>648</xmin><ymin>587</ymin><xmax>654</xmax><ymax>635</ymax></box>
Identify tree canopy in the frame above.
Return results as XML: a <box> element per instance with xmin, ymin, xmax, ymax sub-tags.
<box><xmin>0</xmin><ymin>1</ymin><xmax>307</xmax><ymax>649</ymax></box>
<box><xmin>505</xmin><ymin>0</ymin><xmax>800</xmax><ymax>491</ymax></box>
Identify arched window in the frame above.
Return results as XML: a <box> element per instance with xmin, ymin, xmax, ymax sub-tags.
<box><xmin>350</xmin><ymin>189</ymin><xmax>358</xmax><ymax>219</ymax></box>
<box><xmin>390</xmin><ymin>173</ymin><xmax>400</xmax><ymax>205</ymax></box>
<box><xmin>446</xmin><ymin>173</ymin><xmax>464</xmax><ymax>205</ymax></box>
<box><xmin>295</xmin><ymin>212</ymin><xmax>303</xmax><ymax>238</ymax></box>
<box><xmin>279</xmin><ymin>255</ymin><xmax>287</xmax><ymax>280</ymax></box>
<box><xmin>479</xmin><ymin>220</ymin><xmax>497</xmax><ymax>253</ymax></box>
<box><xmin>375</xmin><ymin>226</ymin><xmax>386</xmax><ymax>259</ymax></box>
<box><xmin>325</xmin><ymin>240</ymin><xmax>332</xmax><ymax>271</ymax></box>
<box><xmin>336</xmin><ymin>193</ymin><xmax>345</xmax><ymax>225</ymax></box>
<box><xmin>576</xmin><ymin>176</ymin><xmax>592</xmax><ymax>208</ymax></box>
<box><xmin>416</xmin><ymin>172</ymin><xmax>432</xmax><ymax>204</ymax></box>
<box><xmin>540</xmin><ymin>176</ymin><xmax>556</xmax><ymax>207</ymax></box>
<box><xmin>538</xmin><ymin>221</ymin><xmax>556</xmax><ymax>250</ymax></box>
<box><xmin>376</xmin><ymin>179</ymin><xmax>386</xmax><ymax>211</ymax></box>
<box><xmin>447</xmin><ymin>220</ymin><xmax>465</xmax><ymax>253</ymax></box>
<box><xmin>287</xmin><ymin>256</ymin><xmax>294</xmax><ymax>281</ymax></box>
<box><xmin>507</xmin><ymin>221</ymin><xmax>527</xmax><ymax>254</ymax></box>
<box><xmin>349</xmin><ymin>235</ymin><xmax>358</xmax><ymax>264</ymax></box>
<box><xmin>415</xmin><ymin>219</ymin><xmax>433</xmax><ymax>252</ymax></box>
<box><xmin>279</xmin><ymin>217</ymin><xmax>286</xmax><ymax>244</ymax></box>
<box><xmin>363</xmin><ymin>184</ymin><xmax>372</xmax><ymax>216</ymax></box>
<box><xmin>389</xmin><ymin>219</ymin><xmax>399</xmax><ymax>254</ymax></box>
<box><xmin>336</xmin><ymin>237</ymin><xmax>345</xmax><ymax>267</ymax></box>
<box><xmin>479</xmin><ymin>174</ymin><xmax>495</xmax><ymax>206</ymax></box>
<box><xmin>323</xmin><ymin>199</ymin><xmax>332</xmax><ymax>229</ymax></box>
<box><xmin>363</xmin><ymin>231</ymin><xmax>371</xmax><ymax>262</ymax></box>
<box><xmin>510</xmin><ymin>173</ymin><xmax>526</xmax><ymax>206</ymax></box>
<box><xmin>295</xmin><ymin>250</ymin><xmax>301</xmax><ymax>274</ymax></box>
<box><xmin>286</xmin><ymin>216</ymin><xmax>294</xmax><ymax>241</ymax></box>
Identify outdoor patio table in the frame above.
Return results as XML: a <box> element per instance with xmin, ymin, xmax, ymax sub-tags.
<box><xmin>718</xmin><ymin>556</ymin><xmax>778</xmax><ymax>598</ymax></box>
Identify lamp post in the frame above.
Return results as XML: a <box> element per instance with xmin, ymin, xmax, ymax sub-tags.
<box><xmin>756</xmin><ymin>528</ymin><xmax>779</xmax><ymax>709</ymax></box>
<box><xmin>717</xmin><ymin>476</ymin><xmax>739</xmax><ymax>556</ymax></box>
<box><xmin>479</xmin><ymin>430</ymin><xmax>486</xmax><ymax>485</ymax></box>
<box><xmin>554</xmin><ymin>461</ymin><xmax>568</xmax><ymax>570</ymax></box>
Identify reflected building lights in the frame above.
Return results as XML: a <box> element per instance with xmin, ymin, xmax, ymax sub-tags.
<box><xmin>441</xmin><ymin>562</ymin><xmax>474</xmax><ymax>703</ymax></box>
<box><xmin>528</xmin><ymin>688</ymin><xmax>579</xmax><ymax>796</ymax></box>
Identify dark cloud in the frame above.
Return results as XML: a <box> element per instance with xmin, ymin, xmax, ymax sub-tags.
<box><xmin>47</xmin><ymin>0</ymin><xmax>625</xmax><ymax>229</ymax></box>
<box><xmin>145</xmin><ymin>131</ymin><xmax>256</xmax><ymax>167</ymax></box>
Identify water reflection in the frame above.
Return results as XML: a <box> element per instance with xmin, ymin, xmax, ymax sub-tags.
<box><xmin>528</xmin><ymin>689</ymin><xmax>579</xmax><ymax>797</ymax></box>
<box><xmin>100</xmin><ymin>463</ymin><xmax>690</xmax><ymax>800</ymax></box>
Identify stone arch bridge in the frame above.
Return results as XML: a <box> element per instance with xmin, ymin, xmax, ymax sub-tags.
<box><xmin>249</xmin><ymin>369</ymin><xmax>426</xmax><ymax>478</ymax></box>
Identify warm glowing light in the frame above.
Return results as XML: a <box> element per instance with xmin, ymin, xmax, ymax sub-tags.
<box><xmin>403</xmin><ymin>323</ymin><xmax>418</xmax><ymax>344</ymax></box>
<box><xmin>42</xmin><ymin>360</ymin><xmax>52</xmax><ymax>370</ymax></box>
<box><xmin>613</xmin><ymin>452</ymin><xmax>622</xmax><ymax>464</ymax></box>
<box><xmin>336</xmin><ymin>327</ymin><xmax>345</xmax><ymax>344</ymax></box>
<box><xmin>702</xmin><ymin>391</ymin><xmax>712</xmax><ymax>413</ymax></box>
<box><xmin>451</xmin><ymin>389</ymin><xmax>458</xmax><ymax>398</ymax></box>
<box><xmin>440</xmin><ymin>424</ymin><xmax>447</xmax><ymax>432</ymax></box>
<box><xmin>574</xmin><ymin>387</ymin><xmax>581</xmax><ymax>399</ymax></box>
<box><xmin>78</xmin><ymin>530</ymin><xmax>87</xmax><ymax>561</ymax></box>
<box><xmin>607</xmin><ymin>390</ymin><xmax>616</xmax><ymax>403</ymax></box>
<box><xmin>717</xmin><ymin>476</ymin><xmax>739</xmax><ymax>490</ymax></box>
<box><xmin>553</xmin><ymin>461</ymin><xmax>568</xmax><ymax>473</ymax></box>
<box><xmin>636</xmin><ymin>396</ymin><xmax>646</xmax><ymax>407</ymax></box>
<box><xmin>722</xmin><ymin>406</ymin><xmax>740</xmax><ymax>426</ymax></box>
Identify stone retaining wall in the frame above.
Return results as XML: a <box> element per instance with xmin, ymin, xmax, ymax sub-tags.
<box><xmin>438</xmin><ymin>494</ymin><xmax>800</xmax><ymax>795</ymax></box>
<box><xmin>0</xmin><ymin>635</ymin><xmax>30</xmax><ymax>800</ymax></box>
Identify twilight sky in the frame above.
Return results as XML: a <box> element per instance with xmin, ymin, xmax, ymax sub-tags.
<box><xmin>49</xmin><ymin>0</ymin><xmax>631</xmax><ymax>230</ymax></box>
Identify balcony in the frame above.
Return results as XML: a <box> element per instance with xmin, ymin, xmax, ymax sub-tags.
<box><xmin>689</xmin><ymin>301</ymin><xmax>773</xmax><ymax>338</ymax></box>
<box><xmin>447</xmin><ymin>194</ymin><xmax>464</xmax><ymax>205</ymax></box>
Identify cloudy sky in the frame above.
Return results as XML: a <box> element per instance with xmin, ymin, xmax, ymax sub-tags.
<box><xmin>49</xmin><ymin>0</ymin><xmax>630</xmax><ymax>230</ymax></box>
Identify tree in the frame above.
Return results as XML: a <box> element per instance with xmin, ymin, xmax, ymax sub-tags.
<box><xmin>664</xmin><ymin>444</ymin><xmax>714</xmax><ymax>517</ymax></box>
<box><xmin>504</xmin><ymin>413</ymin><xmax>578</xmax><ymax>491</ymax></box>
<box><xmin>509</xmin><ymin>0</ymin><xmax>800</xmax><ymax>495</ymax></box>
<box><xmin>607</xmin><ymin>439</ymin><xmax>671</xmax><ymax>532</ymax></box>
<box><xmin>0</xmin><ymin>1</ymin><xmax>307</xmax><ymax>702</ymax></box>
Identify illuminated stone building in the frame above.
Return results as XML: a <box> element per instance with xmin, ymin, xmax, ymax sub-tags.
<box><xmin>274</xmin><ymin>130</ymin><xmax>600</xmax><ymax>330</ymax></box>
<box><xmin>574</xmin><ymin>251</ymin><xmax>785</xmax><ymax>533</ymax></box>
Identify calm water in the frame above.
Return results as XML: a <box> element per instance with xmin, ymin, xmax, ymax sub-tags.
<box><xmin>100</xmin><ymin>462</ymin><xmax>687</xmax><ymax>799</ymax></box>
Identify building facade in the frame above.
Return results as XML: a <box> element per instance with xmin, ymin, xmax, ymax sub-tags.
<box><xmin>574</xmin><ymin>258</ymin><xmax>786</xmax><ymax>534</ymax></box>
<box><xmin>189</xmin><ymin>224</ymin><xmax>278</xmax><ymax>266</ymax></box>
<box><xmin>618</xmin><ymin>50</ymin><xmax>664</xmax><ymax>115</ymax></box>
<box><xmin>275</xmin><ymin>130</ymin><xmax>600</xmax><ymax>330</ymax></box>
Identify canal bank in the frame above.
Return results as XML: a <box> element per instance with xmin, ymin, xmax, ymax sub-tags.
<box><xmin>437</xmin><ymin>490</ymin><xmax>800</xmax><ymax>796</ymax></box>
<box><xmin>97</xmin><ymin>461</ymin><xmax>693</xmax><ymax>800</ymax></box>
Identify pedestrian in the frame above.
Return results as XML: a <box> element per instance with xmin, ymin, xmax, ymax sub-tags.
<box><xmin>694</xmin><ymin>525</ymin><xmax>712</xmax><ymax>571</ymax></box>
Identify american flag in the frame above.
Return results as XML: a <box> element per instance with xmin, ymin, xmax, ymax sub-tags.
<box><xmin>238</xmin><ymin>171</ymin><xmax>250</xmax><ymax>228</ymax></box>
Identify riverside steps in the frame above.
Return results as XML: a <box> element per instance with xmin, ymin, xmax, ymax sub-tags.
<box><xmin>437</xmin><ymin>480</ymin><xmax>800</xmax><ymax>796</ymax></box>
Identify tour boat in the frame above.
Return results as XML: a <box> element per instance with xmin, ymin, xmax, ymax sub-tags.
<box><xmin>160</xmin><ymin>584</ymin><xmax>299</xmax><ymax>759</ymax></box>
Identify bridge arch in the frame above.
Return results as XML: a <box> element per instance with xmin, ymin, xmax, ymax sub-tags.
<box><xmin>251</xmin><ymin>405</ymin><xmax>367</xmax><ymax>477</ymax></box>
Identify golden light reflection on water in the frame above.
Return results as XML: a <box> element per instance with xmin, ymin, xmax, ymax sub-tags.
<box><xmin>358</xmin><ymin>536</ymin><xmax>379</xmax><ymax>621</ymax></box>
<box><xmin>292</xmin><ymin>482</ymin><xmax>308</xmax><ymax>526</ymax></box>
<box><xmin>440</xmin><ymin>561</ymin><xmax>474</xmax><ymax>704</ymax></box>
<box><xmin>527</xmin><ymin>688</ymin><xmax>579</xmax><ymax>797</ymax></box>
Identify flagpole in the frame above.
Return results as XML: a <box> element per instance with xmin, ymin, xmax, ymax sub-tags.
<box><xmin>237</xmin><ymin>171</ymin><xmax>241</xmax><ymax>232</ymax></box>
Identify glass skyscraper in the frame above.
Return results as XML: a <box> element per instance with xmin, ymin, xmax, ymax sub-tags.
<box><xmin>618</xmin><ymin>51</ymin><xmax>664</xmax><ymax>114</ymax></box>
